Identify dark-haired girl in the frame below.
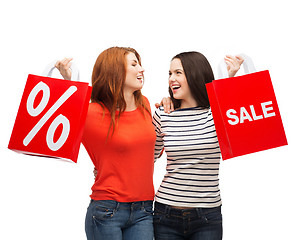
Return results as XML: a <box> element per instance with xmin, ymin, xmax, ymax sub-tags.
<box><xmin>153</xmin><ymin>52</ymin><xmax>243</xmax><ymax>240</ymax></box>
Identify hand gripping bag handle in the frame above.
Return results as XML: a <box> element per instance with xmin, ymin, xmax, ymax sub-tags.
<box><xmin>217</xmin><ymin>54</ymin><xmax>256</xmax><ymax>79</ymax></box>
<box><xmin>42</xmin><ymin>60</ymin><xmax>80</xmax><ymax>81</ymax></box>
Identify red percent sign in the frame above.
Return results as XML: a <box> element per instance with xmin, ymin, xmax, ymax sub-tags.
<box><xmin>23</xmin><ymin>81</ymin><xmax>77</xmax><ymax>151</ymax></box>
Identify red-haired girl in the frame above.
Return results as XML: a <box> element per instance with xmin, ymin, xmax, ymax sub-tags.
<box><xmin>56</xmin><ymin>47</ymin><xmax>155</xmax><ymax>240</ymax></box>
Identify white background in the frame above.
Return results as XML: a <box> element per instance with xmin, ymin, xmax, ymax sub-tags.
<box><xmin>1</xmin><ymin>0</ymin><xmax>299</xmax><ymax>239</ymax></box>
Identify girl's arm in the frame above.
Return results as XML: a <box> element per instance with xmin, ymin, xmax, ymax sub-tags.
<box><xmin>153</xmin><ymin>108</ymin><xmax>164</xmax><ymax>161</ymax></box>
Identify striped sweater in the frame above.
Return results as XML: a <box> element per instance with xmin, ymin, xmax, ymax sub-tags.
<box><xmin>153</xmin><ymin>106</ymin><xmax>222</xmax><ymax>208</ymax></box>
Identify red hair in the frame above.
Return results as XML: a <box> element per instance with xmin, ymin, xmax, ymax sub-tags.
<box><xmin>91</xmin><ymin>47</ymin><xmax>150</xmax><ymax>137</ymax></box>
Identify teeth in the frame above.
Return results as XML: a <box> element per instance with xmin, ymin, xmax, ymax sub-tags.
<box><xmin>172</xmin><ymin>85</ymin><xmax>180</xmax><ymax>90</ymax></box>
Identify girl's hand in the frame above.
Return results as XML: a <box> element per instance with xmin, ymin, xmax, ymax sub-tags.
<box><xmin>155</xmin><ymin>97</ymin><xmax>174</xmax><ymax>114</ymax></box>
<box><xmin>55</xmin><ymin>58</ymin><xmax>73</xmax><ymax>80</ymax></box>
<box><xmin>225</xmin><ymin>55</ymin><xmax>244</xmax><ymax>78</ymax></box>
<box><xmin>93</xmin><ymin>168</ymin><xmax>98</xmax><ymax>179</ymax></box>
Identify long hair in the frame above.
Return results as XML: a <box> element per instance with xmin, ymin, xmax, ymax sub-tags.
<box><xmin>91</xmin><ymin>47</ymin><xmax>149</xmax><ymax>137</ymax></box>
<box><xmin>169</xmin><ymin>51</ymin><xmax>215</xmax><ymax>109</ymax></box>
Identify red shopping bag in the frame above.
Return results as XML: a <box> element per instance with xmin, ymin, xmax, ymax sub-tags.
<box><xmin>206</xmin><ymin>55</ymin><xmax>287</xmax><ymax>160</ymax></box>
<box><xmin>8</xmin><ymin>62</ymin><xmax>92</xmax><ymax>163</ymax></box>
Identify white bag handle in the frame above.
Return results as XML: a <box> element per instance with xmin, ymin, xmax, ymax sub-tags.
<box><xmin>42</xmin><ymin>60</ymin><xmax>80</xmax><ymax>81</ymax></box>
<box><xmin>217</xmin><ymin>53</ymin><xmax>256</xmax><ymax>79</ymax></box>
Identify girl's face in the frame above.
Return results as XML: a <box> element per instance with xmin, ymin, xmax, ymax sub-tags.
<box><xmin>124</xmin><ymin>52</ymin><xmax>144</xmax><ymax>93</ymax></box>
<box><xmin>169</xmin><ymin>58</ymin><xmax>195</xmax><ymax>107</ymax></box>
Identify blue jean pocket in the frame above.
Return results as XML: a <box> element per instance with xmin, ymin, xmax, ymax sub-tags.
<box><xmin>91</xmin><ymin>201</ymin><xmax>118</xmax><ymax>222</ymax></box>
<box><xmin>203</xmin><ymin>208</ymin><xmax>222</xmax><ymax>224</ymax></box>
<box><xmin>143</xmin><ymin>204</ymin><xmax>154</xmax><ymax>216</ymax></box>
<box><xmin>94</xmin><ymin>206</ymin><xmax>116</xmax><ymax>219</ymax></box>
<box><xmin>153</xmin><ymin>211</ymin><xmax>162</xmax><ymax>223</ymax></box>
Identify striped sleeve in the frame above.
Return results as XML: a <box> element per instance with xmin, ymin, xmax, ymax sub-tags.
<box><xmin>153</xmin><ymin>107</ymin><xmax>164</xmax><ymax>161</ymax></box>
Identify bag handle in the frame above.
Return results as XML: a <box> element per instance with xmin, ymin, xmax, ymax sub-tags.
<box><xmin>42</xmin><ymin>60</ymin><xmax>80</xmax><ymax>81</ymax></box>
<box><xmin>217</xmin><ymin>54</ymin><xmax>256</xmax><ymax>79</ymax></box>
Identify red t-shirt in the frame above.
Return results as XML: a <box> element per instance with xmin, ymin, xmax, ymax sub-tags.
<box><xmin>82</xmin><ymin>97</ymin><xmax>156</xmax><ymax>202</ymax></box>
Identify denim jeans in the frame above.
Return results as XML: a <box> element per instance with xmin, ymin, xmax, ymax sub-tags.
<box><xmin>85</xmin><ymin>200</ymin><xmax>154</xmax><ymax>240</ymax></box>
<box><xmin>153</xmin><ymin>202</ymin><xmax>222</xmax><ymax>240</ymax></box>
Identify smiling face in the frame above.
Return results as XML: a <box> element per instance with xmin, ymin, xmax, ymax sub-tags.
<box><xmin>124</xmin><ymin>52</ymin><xmax>145</xmax><ymax>94</ymax></box>
<box><xmin>169</xmin><ymin>58</ymin><xmax>197</xmax><ymax>108</ymax></box>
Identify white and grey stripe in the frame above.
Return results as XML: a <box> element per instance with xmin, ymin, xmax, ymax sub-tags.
<box><xmin>153</xmin><ymin>106</ymin><xmax>221</xmax><ymax>208</ymax></box>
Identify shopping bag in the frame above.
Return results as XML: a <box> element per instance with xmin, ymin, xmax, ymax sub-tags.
<box><xmin>8</xmin><ymin>61</ymin><xmax>92</xmax><ymax>163</ymax></box>
<box><xmin>206</xmin><ymin>54</ymin><xmax>287</xmax><ymax>160</ymax></box>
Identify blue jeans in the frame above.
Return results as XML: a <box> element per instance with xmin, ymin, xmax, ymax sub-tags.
<box><xmin>85</xmin><ymin>200</ymin><xmax>154</xmax><ymax>240</ymax></box>
<box><xmin>153</xmin><ymin>202</ymin><xmax>222</xmax><ymax>240</ymax></box>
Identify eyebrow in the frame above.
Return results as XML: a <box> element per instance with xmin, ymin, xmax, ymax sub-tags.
<box><xmin>170</xmin><ymin>68</ymin><xmax>183</xmax><ymax>72</ymax></box>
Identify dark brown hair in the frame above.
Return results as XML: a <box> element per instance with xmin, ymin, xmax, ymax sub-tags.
<box><xmin>169</xmin><ymin>51</ymin><xmax>215</xmax><ymax>109</ymax></box>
